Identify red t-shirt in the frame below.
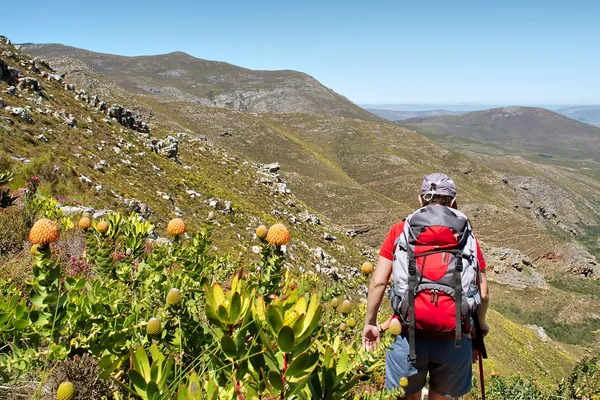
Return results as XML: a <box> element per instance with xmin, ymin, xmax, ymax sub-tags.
<box><xmin>379</xmin><ymin>221</ymin><xmax>486</xmax><ymax>271</ymax></box>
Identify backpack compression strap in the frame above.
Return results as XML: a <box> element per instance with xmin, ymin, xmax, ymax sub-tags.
<box><xmin>454</xmin><ymin>250</ymin><xmax>463</xmax><ymax>348</ymax></box>
<box><xmin>408</xmin><ymin>257</ymin><xmax>417</xmax><ymax>362</ymax></box>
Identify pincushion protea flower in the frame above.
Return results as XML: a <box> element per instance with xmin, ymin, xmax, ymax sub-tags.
<box><xmin>361</xmin><ymin>261</ymin><xmax>374</xmax><ymax>275</ymax></box>
<box><xmin>78</xmin><ymin>216</ymin><xmax>91</xmax><ymax>230</ymax></box>
<box><xmin>167</xmin><ymin>218</ymin><xmax>185</xmax><ymax>236</ymax></box>
<box><xmin>96</xmin><ymin>220</ymin><xmax>109</xmax><ymax>234</ymax></box>
<box><xmin>56</xmin><ymin>381</ymin><xmax>75</xmax><ymax>400</ymax></box>
<box><xmin>255</xmin><ymin>224</ymin><xmax>268</xmax><ymax>240</ymax></box>
<box><xmin>266</xmin><ymin>223</ymin><xmax>290</xmax><ymax>246</ymax></box>
<box><xmin>29</xmin><ymin>218</ymin><xmax>59</xmax><ymax>244</ymax></box>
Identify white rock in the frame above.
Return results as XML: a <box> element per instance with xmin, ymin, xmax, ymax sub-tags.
<box><xmin>79</xmin><ymin>175</ymin><xmax>92</xmax><ymax>184</ymax></box>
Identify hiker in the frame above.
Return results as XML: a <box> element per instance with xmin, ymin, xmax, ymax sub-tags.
<box><xmin>363</xmin><ymin>173</ymin><xmax>490</xmax><ymax>400</ymax></box>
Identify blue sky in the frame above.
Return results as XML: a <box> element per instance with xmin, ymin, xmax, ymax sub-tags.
<box><xmin>2</xmin><ymin>0</ymin><xmax>599</xmax><ymax>105</ymax></box>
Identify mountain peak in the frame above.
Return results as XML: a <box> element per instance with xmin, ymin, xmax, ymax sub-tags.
<box><xmin>19</xmin><ymin>43</ymin><xmax>380</xmax><ymax>121</ymax></box>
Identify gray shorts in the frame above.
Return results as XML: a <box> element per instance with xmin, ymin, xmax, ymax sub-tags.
<box><xmin>385</xmin><ymin>334</ymin><xmax>472</xmax><ymax>398</ymax></box>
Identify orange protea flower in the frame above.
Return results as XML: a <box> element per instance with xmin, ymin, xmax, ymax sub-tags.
<box><xmin>255</xmin><ymin>225</ymin><xmax>268</xmax><ymax>240</ymax></box>
<box><xmin>29</xmin><ymin>218</ymin><xmax>59</xmax><ymax>244</ymax></box>
<box><xmin>96</xmin><ymin>220</ymin><xmax>109</xmax><ymax>234</ymax></box>
<box><xmin>167</xmin><ymin>218</ymin><xmax>185</xmax><ymax>236</ymax></box>
<box><xmin>361</xmin><ymin>261</ymin><xmax>374</xmax><ymax>275</ymax></box>
<box><xmin>266</xmin><ymin>223</ymin><xmax>290</xmax><ymax>246</ymax></box>
<box><xmin>78</xmin><ymin>216</ymin><xmax>91</xmax><ymax>230</ymax></box>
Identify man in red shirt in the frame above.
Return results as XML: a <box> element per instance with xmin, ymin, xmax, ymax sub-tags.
<box><xmin>362</xmin><ymin>173</ymin><xmax>490</xmax><ymax>400</ymax></box>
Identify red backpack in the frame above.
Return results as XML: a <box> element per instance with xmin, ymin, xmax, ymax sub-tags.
<box><xmin>390</xmin><ymin>205</ymin><xmax>482</xmax><ymax>361</ymax></box>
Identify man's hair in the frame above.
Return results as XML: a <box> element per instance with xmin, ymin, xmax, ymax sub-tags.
<box><xmin>421</xmin><ymin>194</ymin><xmax>454</xmax><ymax>207</ymax></box>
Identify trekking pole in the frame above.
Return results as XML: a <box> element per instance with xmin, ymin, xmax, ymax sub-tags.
<box><xmin>478</xmin><ymin>351</ymin><xmax>486</xmax><ymax>400</ymax></box>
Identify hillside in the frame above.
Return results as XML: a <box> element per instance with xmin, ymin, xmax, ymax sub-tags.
<box><xmin>402</xmin><ymin>106</ymin><xmax>600</xmax><ymax>161</ymax></box>
<box><xmin>365</xmin><ymin>108</ymin><xmax>459</xmax><ymax>121</ymax></box>
<box><xmin>18</xmin><ymin>43</ymin><xmax>380</xmax><ymax>121</ymax></box>
<box><xmin>2</xmin><ymin>36</ymin><xmax>600</xmax><ymax>395</ymax></box>
<box><xmin>555</xmin><ymin>105</ymin><xmax>600</xmax><ymax>127</ymax></box>
<box><xmin>15</xmin><ymin>42</ymin><xmax>600</xmax><ymax>274</ymax></box>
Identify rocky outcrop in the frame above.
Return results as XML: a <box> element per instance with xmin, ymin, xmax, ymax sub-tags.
<box><xmin>484</xmin><ymin>246</ymin><xmax>547</xmax><ymax>288</ymax></box>
<box><xmin>149</xmin><ymin>136</ymin><xmax>179</xmax><ymax>160</ymax></box>
<box><xmin>560</xmin><ymin>243</ymin><xmax>599</xmax><ymax>278</ymax></box>
<box><xmin>17</xmin><ymin>77</ymin><xmax>41</xmax><ymax>91</ymax></box>
<box><xmin>107</xmin><ymin>105</ymin><xmax>149</xmax><ymax>133</ymax></box>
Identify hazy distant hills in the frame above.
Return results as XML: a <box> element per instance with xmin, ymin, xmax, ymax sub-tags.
<box><xmin>19</xmin><ymin>43</ymin><xmax>379</xmax><ymax>121</ymax></box>
<box><xmin>365</xmin><ymin>108</ymin><xmax>460</xmax><ymax>121</ymax></box>
<box><xmin>402</xmin><ymin>106</ymin><xmax>600</xmax><ymax>161</ymax></box>
<box><xmin>555</xmin><ymin>105</ymin><xmax>600</xmax><ymax>127</ymax></box>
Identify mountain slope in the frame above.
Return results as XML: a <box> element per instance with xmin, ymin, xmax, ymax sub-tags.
<box><xmin>402</xmin><ymin>106</ymin><xmax>600</xmax><ymax>161</ymax></box>
<box><xmin>19</xmin><ymin>43</ymin><xmax>379</xmax><ymax>121</ymax></box>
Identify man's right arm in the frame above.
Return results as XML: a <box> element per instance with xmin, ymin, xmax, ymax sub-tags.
<box><xmin>364</xmin><ymin>256</ymin><xmax>392</xmax><ymax>326</ymax></box>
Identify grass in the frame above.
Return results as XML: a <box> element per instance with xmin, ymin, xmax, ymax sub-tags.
<box><xmin>489</xmin><ymin>280</ymin><xmax>600</xmax><ymax>347</ymax></box>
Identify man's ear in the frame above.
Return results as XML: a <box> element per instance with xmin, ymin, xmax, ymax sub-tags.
<box><xmin>418</xmin><ymin>195</ymin><xmax>424</xmax><ymax>207</ymax></box>
<box><xmin>450</xmin><ymin>197</ymin><xmax>457</xmax><ymax>209</ymax></box>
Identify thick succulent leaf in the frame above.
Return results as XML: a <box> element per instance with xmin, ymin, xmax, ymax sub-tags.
<box><xmin>187</xmin><ymin>372</ymin><xmax>202</xmax><ymax>399</ymax></box>
<box><xmin>177</xmin><ymin>383</ymin><xmax>188</xmax><ymax>400</ymax></box>
<box><xmin>217</xmin><ymin>304</ymin><xmax>229</xmax><ymax>323</ymax></box>
<box><xmin>132</xmin><ymin>346</ymin><xmax>151</xmax><ymax>381</ymax></box>
<box><xmin>336</xmin><ymin>350</ymin><xmax>349</xmax><ymax>377</ymax></box>
<box><xmin>277</xmin><ymin>325</ymin><xmax>295</xmax><ymax>353</ymax></box>
<box><xmin>266</xmin><ymin>305</ymin><xmax>283</xmax><ymax>334</ymax></box>
<box><xmin>292</xmin><ymin>314</ymin><xmax>306</xmax><ymax>338</ymax></box>
<box><xmin>146</xmin><ymin>381</ymin><xmax>158</xmax><ymax>400</ymax></box>
<box><xmin>285</xmin><ymin>351</ymin><xmax>318</xmax><ymax>378</ymax></box>
<box><xmin>229</xmin><ymin>292</ymin><xmax>242</xmax><ymax>324</ymax></box>
<box><xmin>129</xmin><ymin>369</ymin><xmax>148</xmax><ymax>396</ymax></box>
<box><xmin>221</xmin><ymin>335</ymin><xmax>237</xmax><ymax>359</ymax></box>
<box><xmin>268</xmin><ymin>370</ymin><xmax>284</xmax><ymax>392</ymax></box>
<box><xmin>149</xmin><ymin>344</ymin><xmax>165</xmax><ymax>364</ymax></box>
<box><xmin>230</xmin><ymin>274</ymin><xmax>240</xmax><ymax>293</ymax></box>
<box><xmin>293</xmin><ymin>296</ymin><xmax>307</xmax><ymax>315</ymax></box>
<box><xmin>212</xmin><ymin>283</ymin><xmax>226</xmax><ymax>307</ymax></box>
<box><xmin>297</xmin><ymin>303</ymin><xmax>322</xmax><ymax>343</ymax></box>
<box><xmin>253</xmin><ymin>295</ymin><xmax>267</xmax><ymax>325</ymax></box>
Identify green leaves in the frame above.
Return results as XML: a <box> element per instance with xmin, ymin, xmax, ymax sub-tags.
<box><xmin>277</xmin><ymin>326</ymin><xmax>295</xmax><ymax>353</ymax></box>
<box><xmin>221</xmin><ymin>335</ymin><xmax>237</xmax><ymax>359</ymax></box>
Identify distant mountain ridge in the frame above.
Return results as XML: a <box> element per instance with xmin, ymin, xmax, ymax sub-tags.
<box><xmin>555</xmin><ymin>105</ymin><xmax>600</xmax><ymax>127</ymax></box>
<box><xmin>402</xmin><ymin>106</ymin><xmax>600</xmax><ymax>161</ymax></box>
<box><xmin>365</xmin><ymin>108</ymin><xmax>460</xmax><ymax>121</ymax></box>
<box><xmin>19</xmin><ymin>43</ymin><xmax>379</xmax><ymax>121</ymax></box>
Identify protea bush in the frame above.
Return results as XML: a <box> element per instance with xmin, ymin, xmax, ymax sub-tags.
<box><xmin>1</xmin><ymin>193</ymin><xmax>592</xmax><ymax>399</ymax></box>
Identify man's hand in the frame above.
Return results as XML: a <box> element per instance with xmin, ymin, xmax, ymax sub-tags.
<box><xmin>363</xmin><ymin>324</ymin><xmax>380</xmax><ymax>352</ymax></box>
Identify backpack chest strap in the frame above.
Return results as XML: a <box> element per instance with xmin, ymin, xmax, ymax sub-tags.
<box><xmin>454</xmin><ymin>251</ymin><xmax>463</xmax><ymax>348</ymax></box>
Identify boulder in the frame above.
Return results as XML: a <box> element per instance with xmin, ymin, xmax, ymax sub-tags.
<box><xmin>261</xmin><ymin>162</ymin><xmax>281</xmax><ymax>173</ymax></box>
<box><xmin>17</xmin><ymin>77</ymin><xmax>41</xmax><ymax>91</ymax></box>
<box><xmin>60</xmin><ymin>205</ymin><xmax>95</xmax><ymax>217</ymax></box>
<box><xmin>154</xmin><ymin>136</ymin><xmax>179</xmax><ymax>159</ymax></box>
<box><xmin>10</xmin><ymin>107</ymin><xmax>33</xmax><ymax>124</ymax></box>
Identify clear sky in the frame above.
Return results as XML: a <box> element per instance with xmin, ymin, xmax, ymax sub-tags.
<box><xmin>2</xmin><ymin>0</ymin><xmax>599</xmax><ymax>105</ymax></box>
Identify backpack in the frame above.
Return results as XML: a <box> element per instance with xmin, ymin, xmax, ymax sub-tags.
<box><xmin>389</xmin><ymin>205</ymin><xmax>482</xmax><ymax>362</ymax></box>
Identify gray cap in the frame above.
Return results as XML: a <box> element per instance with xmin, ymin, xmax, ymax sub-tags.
<box><xmin>420</xmin><ymin>173</ymin><xmax>456</xmax><ymax>198</ymax></box>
